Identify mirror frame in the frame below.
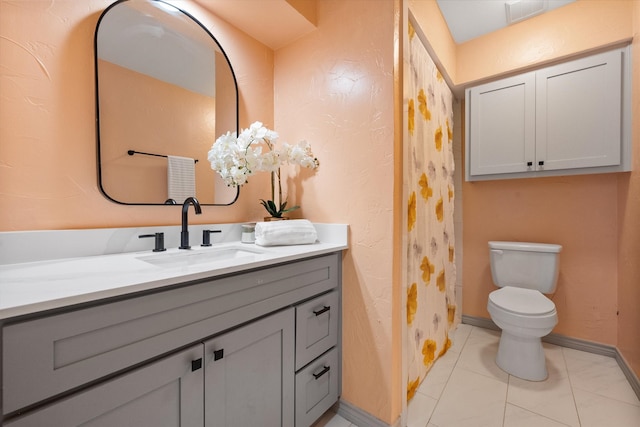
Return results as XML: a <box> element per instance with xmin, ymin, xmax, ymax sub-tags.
<box><xmin>94</xmin><ymin>0</ymin><xmax>240</xmax><ymax>206</ymax></box>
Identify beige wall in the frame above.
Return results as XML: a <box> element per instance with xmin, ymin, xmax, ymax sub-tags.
<box><xmin>411</xmin><ymin>0</ymin><xmax>639</xmax><ymax>373</ymax></box>
<box><xmin>274</xmin><ymin>1</ymin><xmax>399</xmax><ymax>422</ymax></box>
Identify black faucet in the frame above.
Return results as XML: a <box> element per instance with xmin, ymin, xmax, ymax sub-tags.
<box><xmin>179</xmin><ymin>197</ymin><xmax>202</xmax><ymax>249</ymax></box>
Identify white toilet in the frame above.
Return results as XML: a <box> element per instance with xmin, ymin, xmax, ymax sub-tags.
<box><xmin>487</xmin><ymin>241</ymin><xmax>562</xmax><ymax>381</ymax></box>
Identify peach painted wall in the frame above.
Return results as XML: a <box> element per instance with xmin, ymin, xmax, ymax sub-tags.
<box><xmin>274</xmin><ymin>0</ymin><xmax>399</xmax><ymax>423</ymax></box>
<box><xmin>412</xmin><ymin>0</ymin><xmax>639</xmax><ymax>373</ymax></box>
<box><xmin>445</xmin><ymin>0</ymin><xmax>635</xmax><ymax>350</ymax></box>
<box><xmin>458</xmin><ymin>1</ymin><xmax>634</xmax><ymax>349</ymax></box>
<box><xmin>456</xmin><ymin>0</ymin><xmax>634</xmax><ymax>86</ymax></box>
<box><xmin>0</xmin><ymin>0</ymin><xmax>273</xmax><ymax>231</ymax></box>
<box><xmin>408</xmin><ymin>0</ymin><xmax>457</xmax><ymax>84</ymax></box>
<box><xmin>1</xmin><ymin>0</ymin><xmax>402</xmax><ymax>423</ymax></box>
<box><xmin>617</xmin><ymin>0</ymin><xmax>640</xmax><ymax>377</ymax></box>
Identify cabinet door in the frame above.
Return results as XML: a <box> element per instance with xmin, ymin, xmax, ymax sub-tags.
<box><xmin>536</xmin><ymin>49</ymin><xmax>623</xmax><ymax>171</ymax></box>
<box><xmin>468</xmin><ymin>72</ymin><xmax>536</xmax><ymax>176</ymax></box>
<box><xmin>204</xmin><ymin>308</ymin><xmax>295</xmax><ymax>427</ymax></box>
<box><xmin>5</xmin><ymin>345</ymin><xmax>204</xmax><ymax>427</ymax></box>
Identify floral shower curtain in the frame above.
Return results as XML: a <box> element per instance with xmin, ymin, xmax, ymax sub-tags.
<box><xmin>406</xmin><ymin>22</ymin><xmax>457</xmax><ymax>402</ymax></box>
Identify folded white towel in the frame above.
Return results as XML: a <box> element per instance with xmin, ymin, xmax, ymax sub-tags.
<box><xmin>255</xmin><ymin>219</ymin><xmax>318</xmax><ymax>246</ymax></box>
<box><xmin>167</xmin><ymin>155</ymin><xmax>196</xmax><ymax>203</ymax></box>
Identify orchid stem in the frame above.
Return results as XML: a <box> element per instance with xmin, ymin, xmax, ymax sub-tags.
<box><xmin>276</xmin><ymin>168</ymin><xmax>282</xmax><ymax>210</ymax></box>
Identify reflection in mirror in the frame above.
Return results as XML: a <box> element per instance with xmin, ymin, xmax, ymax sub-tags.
<box><xmin>95</xmin><ymin>0</ymin><xmax>239</xmax><ymax>205</ymax></box>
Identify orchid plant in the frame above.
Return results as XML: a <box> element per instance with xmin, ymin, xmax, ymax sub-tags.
<box><xmin>208</xmin><ymin>121</ymin><xmax>319</xmax><ymax>218</ymax></box>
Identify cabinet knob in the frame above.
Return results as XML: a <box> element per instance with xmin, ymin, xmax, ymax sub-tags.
<box><xmin>538</xmin><ymin>160</ymin><xmax>545</xmax><ymax>166</ymax></box>
<box><xmin>191</xmin><ymin>358</ymin><xmax>203</xmax><ymax>371</ymax></box>
<box><xmin>527</xmin><ymin>161</ymin><xmax>533</xmax><ymax>167</ymax></box>
<box><xmin>213</xmin><ymin>349</ymin><xmax>224</xmax><ymax>361</ymax></box>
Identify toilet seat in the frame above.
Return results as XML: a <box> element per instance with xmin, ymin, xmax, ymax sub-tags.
<box><xmin>489</xmin><ymin>287</ymin><xmax>555</xmax><ymax>316</ymax></box>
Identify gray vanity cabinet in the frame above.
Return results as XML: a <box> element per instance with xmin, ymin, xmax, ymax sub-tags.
<box><xmin>1</xmin><ymin>252</ymin><xmax>342</xmax><ymax>427</ymax></box>
<box><xmin>5</xmin><ymin>344</ymin><xmax>205</xmax><ymax>427</ymax></box>
<box><xmin>204</xmin><ymin>308</ymin><xmax>295</xmax><ymax>427</ymax></box>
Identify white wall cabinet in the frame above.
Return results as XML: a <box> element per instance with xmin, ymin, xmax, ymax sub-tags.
<box><xmin>465</xmin><ymin>46</ymin><xmax>631</xmax><ymax>181</ymax></box>
<box><xmin>1</xmin><ymin>253</ymin><xmax>342</xmax><ymax>427</ymax></box>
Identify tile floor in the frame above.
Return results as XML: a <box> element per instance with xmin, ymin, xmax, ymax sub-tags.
<box><xmin>313</xmin><ymin>324</ymin><xmax>640</xmax><ymax>427</ymax></box>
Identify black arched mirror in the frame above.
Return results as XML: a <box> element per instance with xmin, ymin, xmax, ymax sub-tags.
<box><xmin>95</xmin><ymin>0</ymin><xmax>239</xmax><ymax>205</ymax></box>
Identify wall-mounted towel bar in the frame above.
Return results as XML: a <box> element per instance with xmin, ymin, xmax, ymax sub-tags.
<box><xmin>127</xmin><ymin>150</ymin><xmax>198</xmax><ymax>163</ymax></box>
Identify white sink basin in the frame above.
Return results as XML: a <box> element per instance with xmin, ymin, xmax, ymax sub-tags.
<box><xmin>137</xmin><ymin>245</ymin><xmax>264</xmax><ymax>268</ymax></box>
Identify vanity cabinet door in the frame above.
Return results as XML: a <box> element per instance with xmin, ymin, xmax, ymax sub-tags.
<box><xmin>5</xmin><ymin>344</ymin><xmax>204</xmax><ymax>427</ymax></box>
<box><xmin>204</xmin><ymin>308</ymin><xmax>295</xmax><ymax>427</ymax></box>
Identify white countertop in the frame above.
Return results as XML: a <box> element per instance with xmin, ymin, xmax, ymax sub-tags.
<box><xmin>0</xmin><ymin>223</ymin><xmax>348</xmax><ymax>320</ymax></box>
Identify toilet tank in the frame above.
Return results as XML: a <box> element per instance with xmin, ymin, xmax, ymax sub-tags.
<box><xmin>489</xmin><ymin>241</ymin><xmax>562</xmax><ymax>293</ymax></box>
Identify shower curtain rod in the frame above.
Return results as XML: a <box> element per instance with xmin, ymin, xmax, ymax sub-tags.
<box><xmin>127</xmin><ymin>150</ymin><xmax>198</xmax><ymax>163</ymax></box>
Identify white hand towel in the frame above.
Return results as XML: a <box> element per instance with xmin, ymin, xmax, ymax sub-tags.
<box><xmin>255</xmin><ymin>219</ymin><xmax>318</xmax><ymax>246</ymax></box>
<box><xmin>167</xmin><ymin>155</ymin><xmax>196</xmax><ymax>203</ymax></box>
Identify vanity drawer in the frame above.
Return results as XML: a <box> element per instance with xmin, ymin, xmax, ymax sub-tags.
<box><xmin>295</xmin><ymin>347</ymin><xmax>339</xmax><ymax>427</ymax></box>
<box><xmin>2</xmin><ymin>253</ymin><xmax>340</xmax><ymax>415</ymax></box>
<box><xmin>295</xmin><ymin>290</ymin><xmax>339</xmax><ymax>370</ymax></box>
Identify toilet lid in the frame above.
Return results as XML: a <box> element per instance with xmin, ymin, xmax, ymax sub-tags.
<box><xmin>489</xmin><ymin>287</ymin><xmax>556</xmax><ymax>315</ymax></box>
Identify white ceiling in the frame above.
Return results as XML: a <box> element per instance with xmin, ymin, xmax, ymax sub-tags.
<box><xmin>436</xmin><ymin>0</ymin><xmax>576</xmax><ymax>44</ymax></box>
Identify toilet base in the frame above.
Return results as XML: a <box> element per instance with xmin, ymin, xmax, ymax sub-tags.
<box><xmin>495</xmin><ymin>330</ymin><xmax>548</xmax><ymax>381</ymax></box>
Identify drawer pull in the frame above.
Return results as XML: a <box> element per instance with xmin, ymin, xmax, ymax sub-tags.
<box><xmin>313</xmin><ymin>306</ymin><xmax>330</xmax><ymax>316</ymax></box>
<box><xmin>213</xmin><ymin>349</ymin><xmax>224</xmax><ymax>361</ymax></box>
<box><xmin>312</xmin><ymin>365</ymin><xmax>330</xmax><ymax>380</ymax></box>
<box><xmin>191</xmin><ymin>358</ymin><xmax>203</xmax><ymax>371</ymax></box>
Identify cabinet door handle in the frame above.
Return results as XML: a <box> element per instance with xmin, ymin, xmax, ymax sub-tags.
<box><xmin>191</xmin><ymin>358</ymin><xmax>203</xmax><ymax>371</ymax></box>
<box><xmin>538</xmin><ymin>160</ymin><xmax>545</xmax><ymax>166</ymax></box>
<box><xmin>313</xmin><ymin>306</ymin><xmax>330</xmax><ymax>316</ymax></box>
<box><xmin>312</xmin><ymin>365</ymin><xmax>330</xmax><ymax>380</ymax></box>
<box><xmin>213</xmin><ymin>349</ymin><xmax>224</xmax><ymax>361</ymax></box>
<box><xmin>527</xmin><ymin>161</ymin><xmax>533</xmax><ymax>167</ymax></box>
